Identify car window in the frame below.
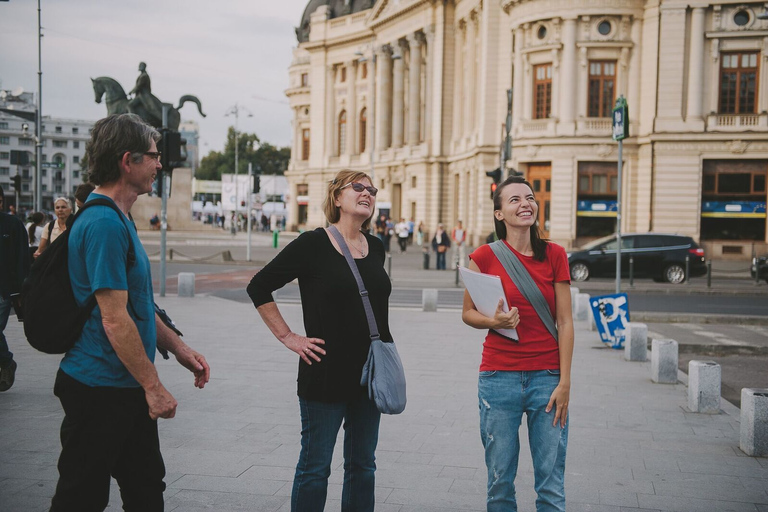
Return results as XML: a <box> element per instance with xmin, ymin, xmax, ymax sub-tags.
<box><xmin>580</xmin><ymin>234</ymin><xmax>617</xmax><ymax>251</ymax></box>
<box><xmin>600</xmin><ymin>236</ymin><xmax>634</xmax><ymax>250</ymax></box>
<box><xmin>634</xmin><ymin>235</ymin><xmax>665</xmax><ymax>249</ymax></box>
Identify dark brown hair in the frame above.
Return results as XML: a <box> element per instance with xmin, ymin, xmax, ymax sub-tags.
<box><xmin>86</xmin><ymin>113</ymin><xmax>160</xmax><ymax>186</ymax></box>
<box><xmin>28</xmin><ymin>212</ymin><xmax>45</xmax><ymax>245</ymax></box>
<box><xmin>492</xmin><ymin>175</ymin><xmax>548</xmax><ymax>261</ymax></box>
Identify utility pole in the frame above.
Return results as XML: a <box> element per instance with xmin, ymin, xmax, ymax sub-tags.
<box><xmin>611</xmin><ymin>95</ymin><xmax>629</xmax><ymax>294</ymax></box>
<box><xmin>35</xmin><ymin>0</ymin><xmax>43</xmax><ymax>211</ymax></box>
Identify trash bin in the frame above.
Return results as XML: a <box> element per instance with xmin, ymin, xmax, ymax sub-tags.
<box><xmin>423</xmin><ymin>246</ymin><xmax>430</xmax><ymax>269</ymax></box>
<box><xmin>272</xmin><ymin>229</ymin><xmax>279</xmax><ymax>248</ymax></box>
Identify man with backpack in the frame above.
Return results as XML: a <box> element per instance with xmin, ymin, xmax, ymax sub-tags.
<box><xmin>0</xmin><ymin>186</ymin><xmax>30</xmax><ymax>392</ymax></box>
<box><xmin>49</xmin><ymin>113</ymin><xmax>210</xmax><ymax>511</ymax></box>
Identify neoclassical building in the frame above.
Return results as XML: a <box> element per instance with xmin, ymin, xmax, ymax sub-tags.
<box><xmin>285</xmin><ymin>0</ymin><xmax>768</xmax><ymax>258</ymax></box>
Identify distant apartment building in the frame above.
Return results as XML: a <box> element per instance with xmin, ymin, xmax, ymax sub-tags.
<box><xmin>0</xmin><ymin>89</ymin><xmax>93</xmax><ymax>211</ymax></box>
<box><xmin>285</xmin><ymin>0</ymin><xmax>768</xmax><ymax>258</ymax></box>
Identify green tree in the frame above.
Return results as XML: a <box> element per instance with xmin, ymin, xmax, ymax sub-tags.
<box><xmin>197</xmin><ymin>127</ymin><xmax>291</xmax><ymax>180</ymax></box>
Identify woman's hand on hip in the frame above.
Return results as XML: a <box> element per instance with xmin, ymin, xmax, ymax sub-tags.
<box><xmin>281</xmin><ymin>332</ymin><xmax>326</xmax><ymax>365</ymax></box>
<box><xmin>546</xmin><ymin>384</ymin><xmax>570</xmax><ymax>428</ymax></box>
<box><xmin>492</xmin><ymin>300</ymin><xmax>520</xmax><ymax>330</ymax></box>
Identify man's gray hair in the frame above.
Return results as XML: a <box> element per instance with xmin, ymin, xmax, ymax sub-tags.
<box><xmin>86</xmin><ymin>113</ymin><xmax>160</xmax><ymax>186</ymax></box>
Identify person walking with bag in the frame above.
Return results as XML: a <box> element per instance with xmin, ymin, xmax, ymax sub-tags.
<box><xmin>461</xmin><ymin>176</ymin><xmax>573</xmax><ymax>512</ymax></box>
<box><xmin>431</xmin><ymin>223</ymin><xmax>451</xmax><ymax>270</ymax></box>
<box><xmin>247</xmin><ymin>169</ymin><xmax>399</xmax><ymax>512</ymax></box>
<box><xmin>35</xmin><ymin>196</ymin><xmax>73</xmax><ymax>258</ymax></box>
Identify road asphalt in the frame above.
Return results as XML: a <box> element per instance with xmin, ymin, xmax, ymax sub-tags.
<box><xmin>1</xmin><ymin>293</ymin><xmax>767</xmax><ymax>511</ymax></box>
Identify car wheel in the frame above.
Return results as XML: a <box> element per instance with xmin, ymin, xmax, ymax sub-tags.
<box><xmin>664</xmin><ymin>264</ymin><xmax>685</xmax><ymax>284</ymax></box>
<box><xmin>570</xmin><ymin>262</ymin><xmax>590</xmax><ymax>282</ymax></box>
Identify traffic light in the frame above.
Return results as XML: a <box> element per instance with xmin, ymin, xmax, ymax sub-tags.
<box><xmin>156</xmin><ymin>129</ymin><xmax>186</xmax><ymax>198</ymax></box>
<box><xmin>253</xmin><ymin>175</ymin><xmax>260</xmax><ymax>194</ymax></box>
<box><xmin>486</xmin><ymin>168</ymin><xmax>502</xmax><ymax>199</ymax></box>
<box><xmin>11</xmin><ymin>174</ymin><xmax>21</xmax><ymax>191</ymax></box>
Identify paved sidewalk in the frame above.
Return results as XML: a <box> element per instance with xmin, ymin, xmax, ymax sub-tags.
<box><xmin>1</xmin><ymin>296</ymin><xmax>767</xmax><ymax>511</ymax></box>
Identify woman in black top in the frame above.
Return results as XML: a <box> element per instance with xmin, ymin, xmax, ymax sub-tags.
<box><xmin>247</xmin><ymin>169</ymin><xmax>390</xmax><ymax>512</ymax></box>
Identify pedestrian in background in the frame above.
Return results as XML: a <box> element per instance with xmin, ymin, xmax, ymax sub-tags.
<box><xmin>25</xmin><ymin>212</ymin><xmax>45</xmax><ymax>259</ymax></box>
<box><xmin>248</xmin><ymin>169</ymin><xmax>391</xmax><ymax>512</ymax></box>
<box><xmin>395</xmin><ymin>217</ymin><xmax>409</xmax><ymax>253</ymax></box>
<box><xmin>0</xmin><ymin>186</ymin><xmax>31</xmax><ymax>392</ymax></box>
<box><xmin>451</xmin><ymin>219</ymin><xmax>467</xmax><ymax>268</ymax></box>
<box><xmin>415</xmin><ymin>221</ymin><xmax>425</xmax><ymax>247</ymax></box>
<box><xmin>461</xmin><ymin>175</ymin><xmax>573</xmax><ymax>512</ymax></box>
<box><xmin>35</xmin><ymin>197</ymin><xmax>73</xmax><ymax>258</ymax></box>
<box><xmin>431</xmin><ymin>223</ymin><xmax>450</xmax><ymax>270</ymax></box>
<box><xmin>74</xmin><ymin>182</ymin><xmax>96</xmax><ymax>210</ymax></box>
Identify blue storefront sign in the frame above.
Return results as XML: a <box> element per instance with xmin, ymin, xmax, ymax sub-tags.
<box><xmin>590</xmin><ymin>293</ymin><xmax>630</xmax><ymax>349</ymax></box>
<box><xmin>701</xmin><ymin>201</ymin><xmax>766</xmax><ymax>218</ymax></box>
<box><xmin>577</xmin><ymin>200</ymin><xmax>618</xmax><ymax>217</ymax></box>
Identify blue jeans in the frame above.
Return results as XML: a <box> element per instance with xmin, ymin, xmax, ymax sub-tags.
<box><xmin>0</xmin><ymin>296</ymin><xmax>13</xmax><ymax>367</ymax></box>
<box><xmin>478</xmin><ymin>370</ymin><xmax>568</xmax><ymax>512</ymax></box>
<box><xmin>436</xmin><ymin>251</ymin><xmax>446</xmax><ymax>270</ymax></box>
<box><xmin>292</xmin><ymin>396</ymin><xmax>381</xmax><ymax>512</ymax></box>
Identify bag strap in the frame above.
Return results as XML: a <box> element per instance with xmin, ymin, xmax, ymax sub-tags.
<box><xmin>328</xmin><ymin>225</ymin><xmax>381</xmax><ymax>342</ymax></box>
<box><xmin>47</xmin><ymin>219</ymin><xmax>55</xmax><ymax>239</ymax></box>
<box><xmin>489</xmin><ymin>240</ymin><xmax>559</xmax><ymax>342</ymax></box>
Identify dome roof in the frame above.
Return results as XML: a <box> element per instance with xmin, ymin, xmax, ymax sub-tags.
<box><xmin>296</xmin><ymin>0</ymin><xmax>375</xmax><ymax>43</ymax></box>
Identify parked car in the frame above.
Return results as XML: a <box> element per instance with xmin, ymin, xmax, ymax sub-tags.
<box><xmin>751</xmin><ymin>254</ymin><xmax>768</xmax><ymax>283</ymax></box>
<box><xmin>567</xmin><ymin>233</ymin><xmax>706</xmax><ymax>284</ymax></box>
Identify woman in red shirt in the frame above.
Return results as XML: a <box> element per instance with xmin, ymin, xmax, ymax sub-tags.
<box><xmin>462</xmin><ymin>176</ymin><xmax>574</xmax><ymax>512</ymax></box>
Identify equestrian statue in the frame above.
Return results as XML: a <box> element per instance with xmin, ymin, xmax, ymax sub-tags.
<box><xmin>92</xmin><ymin>62</ymin><xmax>206</xmax><ymax>132</ymax></box>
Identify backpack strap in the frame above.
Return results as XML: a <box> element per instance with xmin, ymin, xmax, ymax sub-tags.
<box><xmin>47</xmin><ymin>219</ymin><xmax>55</xmax><ymax>239</ymax></box>
<box><xmin>489</xmin><ymin>240</ymin><xmax>559</xmax><ymax>343</ymax></box>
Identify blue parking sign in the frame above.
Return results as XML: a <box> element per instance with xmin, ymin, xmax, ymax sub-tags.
<box><xmin>590</xmin><ymin>293</ymin><xmax>630</xmax><ymax>349</ymax></box>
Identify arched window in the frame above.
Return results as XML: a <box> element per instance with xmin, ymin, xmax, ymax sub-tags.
<box><xmin>359</xmin><ymin>108</ymin><xmax>367</xmax><ymax>153</ymax></box>
<box><xmin>338</xmin><ymin>110</ymin><xmax>347</xmax><ymax>155</ymax></box>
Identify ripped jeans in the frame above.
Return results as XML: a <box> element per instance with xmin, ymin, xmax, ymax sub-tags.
<box><xmin>478</xmin><ymin>370</ymin><xmax>568</xmax><ymax>512</ymax></box>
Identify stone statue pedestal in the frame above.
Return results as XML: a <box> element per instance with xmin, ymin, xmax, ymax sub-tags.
<box><xmin>132</xmin><ymin>167</ymin><xmax>206</xmax><ymax>231</ymax></box>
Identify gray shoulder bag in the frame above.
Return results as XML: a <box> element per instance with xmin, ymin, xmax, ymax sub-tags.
<box><xmin>489</xmin><ymin>240</ymin><xmax>559</xmax><ymax>343</ymax></box>
<box><xmin>328</xmin><ymin>226</ymin><xmax>407</xmax><ymax>414</ymax></box>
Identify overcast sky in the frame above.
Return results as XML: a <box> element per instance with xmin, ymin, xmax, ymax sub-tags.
<box><xmin>0</xmin><ymin>0</ymin><xmax>309</xmax><ymax>158</ymax></box>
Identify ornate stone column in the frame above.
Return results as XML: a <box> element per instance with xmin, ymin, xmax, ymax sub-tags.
<box><xmin>453</xmin><ymin>19</ymin><xmax>465</xmax><ymax>142</ymax></box>
<box><xmin>424</xmin><ymin>25</ymin><xmax>435</xmax><ymax>148</ymax></box>
<box><xmin>392</xmin><ymin>41</ymin><xmax>406</xmax><ymax>147</ymax></box>
<box><xmin>407</xmin><ymin>32</ymin><xmax>423</xmax><ymax>145</ymax></box>
<box><xmin>347</xmin><ymin>60</ymin><xmax>357</xmax><ymax>154</ymax></box>
<box><xmin>628</xmin><ymin>16</ymin><xmax>642</xmax><ymax>122</ymax></box>
<box><xmin>559</xmin><ymin>17</ymin><xmax>577</xmax><ymax>133</ymax></box>
<box><xmin>376</xmin><ymin>44</ymin><xmax>393</xmax><ymax>150</ymax></box>
<box><xmin>686</xmin><ymin>7</ymin><xmax>706</xmax><ymax>123</ymax></box>
<box><xmin>464</xmin><ymin>14</ymin><xmax>476</xmax><ymax>136</ymax></box>
<box><xmin>325</xmin><ymin>64</ymin><xmax>335</xmax><ymax>158</ymax></box>
<box><xmin>512</xmin><ymin>26</ymin><xmax>524</xmax><ymax>133</ymax></box>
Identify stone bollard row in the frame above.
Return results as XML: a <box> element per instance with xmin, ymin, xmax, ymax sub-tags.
<box><xmin>624</xmin><ymin>322</ymin><xmax>647</xmax><ymax>362</ymax></box>
<box><xmin>178</xmin><ymin>272</ymin><xmax>195</xmax><ymax>298</ymax></box>
<box><xmin>688</xmin><ymin>361</ymin><xmax>721</xmax><ymax>414</ymax></box>
<box><xmin>570</xmin><ymin>287</ymin><xmax>579</xmax><ymax>317</ymax></box>
<box><xmin>651</xmin><ymin>338</ymin><xmax>678</xmax><ymax>384</ymax></box>
<box><xmin>574</xmin><ymin>293</ymin><xmax>590</xmax><ymax>321</ymax></box>
<box><xmin>422</xmin><ymin>289</ymin><xmax>438</xmax><ymax>312</ymax></box>
<box><xmin>741</xmin><ymin>388</ymin><xmax>768</xmax><ymax>457</ymax></box>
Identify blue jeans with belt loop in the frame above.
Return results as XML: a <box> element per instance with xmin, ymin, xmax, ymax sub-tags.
<box><xmin>478</xmin><ymin>369</ymin><xmax>568</xmax><ymax>512</ymax></box>
<box><xmin>292</xmin><ymin>396</ymin><xmax>381</xmax><ymax>512</ymax></box>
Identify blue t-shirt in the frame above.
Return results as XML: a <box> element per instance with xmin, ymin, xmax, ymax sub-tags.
<box><xmin>60</xmin><ymin>194</ymin><xmax>156</xmax><ymax>388</ymax></box>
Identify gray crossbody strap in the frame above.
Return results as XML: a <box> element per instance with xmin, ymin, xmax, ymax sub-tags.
<box><xmin>328</xmin><ymin>226</ymin><xmax>381</xmax><ymax>341</ymax></box>
<box><xmin>489</xmin><ymin>240</ymin><xmax>559</xmax><ymax>342</ymax></box>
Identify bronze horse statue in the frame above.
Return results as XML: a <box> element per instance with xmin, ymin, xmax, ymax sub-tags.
<box><xmin>91</xmin><ymin>76</ymin><xmax>206</xmax><ymax>132</ymax></box>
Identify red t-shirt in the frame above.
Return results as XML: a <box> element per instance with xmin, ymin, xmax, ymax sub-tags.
<box><xmin>469</xmin><ymin>241</ymin><xmax>570</xmax><ymax>372</ymax></box>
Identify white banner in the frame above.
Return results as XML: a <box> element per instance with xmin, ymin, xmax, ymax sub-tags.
<box><xmin>221</xmin><ymin>174</ymin><xmax>252</xmax><ymax>211</ymax></box>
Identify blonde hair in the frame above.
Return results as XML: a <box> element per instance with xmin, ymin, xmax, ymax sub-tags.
<box><xmin>322</xmin><ymin>169</ymin><xmax>374</xmax><ymax>230</ymax></box>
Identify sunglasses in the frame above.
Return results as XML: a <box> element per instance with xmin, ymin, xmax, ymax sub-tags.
<box><xmin>341</xmin><ymin>181</ymin><xmax>378</xmax><ymax>197</ymax></box>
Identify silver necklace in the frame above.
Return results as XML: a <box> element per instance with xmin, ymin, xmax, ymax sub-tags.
<box><xmin>344</xmin><ymin>232</ymin><xmax>366</xmax><ymax>257</ymax></box>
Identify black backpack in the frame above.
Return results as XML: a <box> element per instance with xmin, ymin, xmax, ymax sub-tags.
<box><xmin>21</xmin><ymin>198</ymin><xmax>135</xmax><ymax>354</ymax></box>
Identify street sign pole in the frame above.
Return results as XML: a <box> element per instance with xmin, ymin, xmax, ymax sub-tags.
<box><xmin>247</xmin><ymin>162</ymin><xmax>253</xmax><ymax>262</ymax></box>
<box><xmin>612</xmin><ymin>96</ymin><xmax>629</xmax><ymax>295</ymax></box>
<box><xmin>160</xmin><ymin>106</ymin><xmax>169</xmax><ymax>297</ymax></box>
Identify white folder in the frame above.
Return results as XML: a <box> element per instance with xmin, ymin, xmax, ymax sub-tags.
<box><xmin>459</xmin><ymin>266</ymin><xmax>518</xmax><ymax>341</ymax></box>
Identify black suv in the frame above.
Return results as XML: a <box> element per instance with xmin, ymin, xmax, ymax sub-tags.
<box><xmin>752</xmin><ymin>254</ymin><xmax>768</xmax><ymax>283</ymax></box>
<box><xmin>567</xmin><ymin>233</ymin><xmax>706</xmax><ymax>284</ymax></box>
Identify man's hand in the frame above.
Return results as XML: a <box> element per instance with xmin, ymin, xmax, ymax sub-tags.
<box><xmin>174</xmin><ymin>347</ymin><xmax>210</xmax><ymax>389</ymax></box>
<box><xmin>145</xmin><ymin>382</ymin><xmax>178</xmax><ymax>420</ymax></box>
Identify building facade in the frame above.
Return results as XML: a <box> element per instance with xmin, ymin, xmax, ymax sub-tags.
<box><xmin>286</xmin><ymin>0</ymin><xmax>768</xmax><ymax>258</ymax></box>
<box><xmin>0</xmin><ymin>89</ymin><xmax>92</xmax><ymax>211</ymax></box>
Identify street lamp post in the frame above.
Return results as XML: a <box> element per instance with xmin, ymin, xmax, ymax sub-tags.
<box><xmin>35</xmin><ymin>0</ymin><xmax>43</xmax><ymax>211</ymax></box>
<box><xmin>225</xmin><ymin>103</ymin><xmax>252</xmax><ymax>222</ymax></box>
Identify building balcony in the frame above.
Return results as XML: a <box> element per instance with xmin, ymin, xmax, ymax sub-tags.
<box><xmin>516</xmin><ymin>118</ymin><xmax>556</xmax><ymax>139</ymax></box>
<box><xmin>706</xmin><ymin>113</ymin><xmax>768</xmax><ymax>132</ymax></box>
<box><xmin>576</xmin><ymin>118</ymin><xmax>612</xmax><ymax>137</ymax></box>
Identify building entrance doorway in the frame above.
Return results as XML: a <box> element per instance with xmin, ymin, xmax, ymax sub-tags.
<box><xmin>528</xmin><ymin>163</ymin><xmax>552</xmax><ymax>238</ymax></box>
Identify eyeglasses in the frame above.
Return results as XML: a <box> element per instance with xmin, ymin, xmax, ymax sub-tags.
<box><xmin>143</xmin><ymin>151</ymin><xmax>162</xmax><ymax>162</ymax></box>
<box><xmin>341</xmin><ymin>182</ymin><xmax>378</xmax><ymax>196</ymax></box>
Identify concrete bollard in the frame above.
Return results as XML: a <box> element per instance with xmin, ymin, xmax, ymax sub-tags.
<box><xmin>740</xmin><ymin>388</ymin><xmax>768</xmax><ymax>457</ymax></box>
<box><xmin>651</xmin><ymin>339</ymin><xmax>678</xmax><ymax>384</ymax></box>
<box><xmin>574</xmin><ymin>293</ymin><xmax>590</xmax><ymax>321</ymax></box>
<box><xmin>624</xmin><ymin>323</ymin><xmax>648</xmax><ymax>362</ymax></box>
<box><xmin>570</xmin><ymin>287</ymin><xmax>579</xmax><ymax>316</ymax></box>
<box><xmin>588</xmin><ymin>307</ymin><xmax>597</xmax><ymax>332</ymax></box>
<box><xmin>688</xmin><ymin>361</ymin><xmax>721</xmax><ymax>413</ymax></box>
<box><xmin>422</xmin><ymin>288</ymin><xmax>438</xmax><ymax>312</ymax></box>
<box><xmin>177</xmin><ymin>272</ymin><xmax>195</xmax><ymax>298</ymax></box>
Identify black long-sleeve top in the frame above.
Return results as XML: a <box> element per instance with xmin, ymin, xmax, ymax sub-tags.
<box><xmin>247</xmin><ymin>228</ymin><xmax>392</xmax><ymax>402</ymax></box>
<box><xmin>0</xmin><ymin>212</ymin><xmax>31</xmax><ymax>299</ymax></box>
